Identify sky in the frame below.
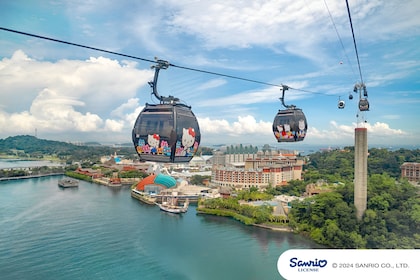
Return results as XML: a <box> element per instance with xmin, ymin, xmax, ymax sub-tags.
<box><xmin>0</xmin><ymin>0</ymin><xmax>419</xmax><ymax>150</ymax></box>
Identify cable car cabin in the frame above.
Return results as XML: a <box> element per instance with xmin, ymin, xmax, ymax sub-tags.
<box><xmin>273</xmin><ymin>108</ymin><xmax>307</xmax><ymax>142</ymax></box>
<box><xmin>132</xmin><ymin>103</ymin><xmax>201</xmax><ymax>163</ymax></box>
<box><xmin>358</xmin><ymin>98</ymin><xmax>369</xmax><ymax>111</ymax></box>
<box><xmin>338</xmin><ymin>100</ymin><xmax>345</xmax><ymax>109</ymax></box>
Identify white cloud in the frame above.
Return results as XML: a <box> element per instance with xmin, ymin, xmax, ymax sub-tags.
<box><xmin>110</xmin><ymin>98</ymin><xmax>140</xmax><ymax>119</ymax></box>
<box><xmin>0</xmin><ymin>111</ymin><xmax>37</xmax><ymax>135</ymax></box>
<box><xmin>306</xmin><ymin>120</ymin><xmax>407</xmax><ymax>145</ymax></box>
<box><xmin>0</xmin><ymin>88</ymin><xmax>104</xmax><ymax>134</ymax></box>
<box><xmin>0</xmin><ymin>51</ymin><xmax>152</xmax><ymax>138</ymax></box>
<box><xmin>196</xmin><ymin>85</ymin><xmax>310</xmax><ymax>107</ymax></box>
<box><xmin>168</xmin><ymin>0</ymin><xmax>327</xmax><ymax>49</ymax></box>
<box><xmin>362</xmin><ymin>121</ymin><xmax>406</xmax><ymax>136</ymax></box>
<box><xmin>104</xmin><ymin>119</ymin><xmax>124</xmax><ymax>132</ymax></box>
<box><xmin>196</xmin><ymin>116</ymin><xmax>407</xmax><ymax>146</ymax></box>
<box><xmin>198</xmin><ymin>115</ymin><xmax>272</xmax><ymax>138</ymax></box>
<box><xmin>0</xmin><ymin>50</ymin><xmax>152</xmax><ymax>113</ymax></box>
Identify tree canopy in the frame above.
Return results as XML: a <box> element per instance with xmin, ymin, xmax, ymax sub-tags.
<box><xmin>289</xmin><ymin>174</ymin><xmax>420</xmax><ymax>248</ymax></box>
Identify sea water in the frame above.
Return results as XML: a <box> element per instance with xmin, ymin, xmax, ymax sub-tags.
<box><xmin>0</xmin><ymin>176</ymin><xmax>320</xmax><ymax>280</ymax></box>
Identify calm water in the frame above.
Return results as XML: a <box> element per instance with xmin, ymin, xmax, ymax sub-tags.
<box><xmin>0</xmin><ymin>176</ymin><xmax>320</xmax><ymax>280</ymax></box>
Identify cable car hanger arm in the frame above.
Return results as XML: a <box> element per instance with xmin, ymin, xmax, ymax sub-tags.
<box><xmin>279</xmin><ymin>85</ymin><xmax>296</xmax><ymax>109</ymax></box>
<box><xmin>149</xmin><ymin>58</ymin><xmax>179</xmax><ymax>103</ymax></box>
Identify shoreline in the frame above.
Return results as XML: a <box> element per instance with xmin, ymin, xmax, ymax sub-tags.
<box><xmin>196</xmin><ymin>208</ymin><xmax>293</xmax><ymax>233</ymax></box>
<box><xmin>0</xmin><ymin>173</ymin><xmax>64</xmax><ymax>181</ymax></box>
<box><xmin>0</xmin><ymin>156</ymin><xmax>63</xmax><ymax>162</ymax></box>
<box><xmin>252</xmin><ymin>223</ymin><xmax>293</xmax><ymax>232</ymax></box>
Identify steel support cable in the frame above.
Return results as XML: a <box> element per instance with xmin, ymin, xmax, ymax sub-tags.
<box><xmin>0</xmin><ymin>26</ymin><xmax>327</xmax><ymax>96</ymax></box>
<box><xmin>345</xmin><ymin>0</ymin><xmax>364</xmax><ymax>84</ymax></box>
<box><xmin>0</xmin><ymin>27</ymin><xmax>157</xmax><ymax>64</ymax></box>
<box><xmin>323</xmin><ymin>0</ymin><xmax>356</xmax><ymax>79</ymax></box>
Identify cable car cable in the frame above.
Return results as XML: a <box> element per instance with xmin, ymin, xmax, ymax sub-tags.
<box><xmin>344</xmin><ymin>1</ymin><xmax>371</xmax><ymax>116</ymax></box>
<box><xmin>345</xmin><ymin>0</ymin><xmax>364</xmax><ymax>85</ymax></box>
<box><xmin>323</xmin><ymin>0</ymin><xmax>357</xmax><ymax>80</ymax></box>
<box><xmin>167</xmin><ymin>63</ymin><xmax>281</xmax><ymax>88</ymax></box>
<box><xmin>0</xmin><ymin>27</ymin><xmax>280</xmax><ymax>87</ymax></box>
<box><xmin>0</xmin><ymin>27</ymin><xmax>157</xmax><ymax>64</ymax></box>
<box><xmin>0</xmin><ymin>26</ymin><xmax>331</xmax><ymax>97</ymax></box>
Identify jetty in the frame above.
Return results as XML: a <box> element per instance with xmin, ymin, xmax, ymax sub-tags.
<box><xmin>58</xmin><ymin>178</ymin><xmax>79</xmax><ymax>188</ymax></box>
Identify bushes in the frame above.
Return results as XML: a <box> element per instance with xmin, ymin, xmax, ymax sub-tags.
<box><xmin>198</xmin><ymin>197</ymin><xmax>279</xmax><ymax>225</ymax></box>
<box><xmin>197</xmin><ymin>208</ymin><xmax>256</xmax><ymax>225</ymax></box>
<box><xmin>65</xmin><ymin>171</ymin><xmax>93</xmax><ymax>182</ymax></box>
<box><xmin>288</xmin><ymin>175</ymin><xmax>420</xmax><ymax>248</ymax></box>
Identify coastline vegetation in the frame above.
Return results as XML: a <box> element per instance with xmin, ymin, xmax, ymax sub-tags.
<box><xmin>0</xmin><ymin>165</ymin><xmax>67</xmax><ymax>178</ymax></box>
<box><xmin>64</xmin><ymin>171</ymin><xmax>93</xmax><ymax>182</ymax></box>
<box><xmin>198</xmin><ymin>188</ymin><xmax>289</xmax><ymax>227</ymax></box>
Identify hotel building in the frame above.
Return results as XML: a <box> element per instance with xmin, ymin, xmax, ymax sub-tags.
<box><xmin>401</xmin><ymin>162</ymin><xmax>420</xmax><ymax>183</ymax></box>
<box><xmin>211</xmin><ymin>150</ymin><xmax>304</xmax><ymax>190</ymax></box>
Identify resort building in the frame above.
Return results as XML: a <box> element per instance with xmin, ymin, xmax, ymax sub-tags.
<box><xmin>401</xmin><ymin>162</ymin><xmax>420</xmax><ymax>183</ymax></box>
<box><xmin>211</xmin><ymin>152</ymin><xmax>304</xmax><ymax>190</ymax></box>
<box><xmin>75</xmin><ymin>167</ymin><xmax>102</xmax><ymax>179</ymax></box>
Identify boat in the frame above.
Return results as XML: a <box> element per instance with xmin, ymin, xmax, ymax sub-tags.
<box><xmin>108</xmin><ymin>177</ymin><xmax>122</xmax><ymax>187</ymax></box>
<box><xmin>156</xmin><ymin>192</ymin><xmax>189</xmax><ymax>214</ymax></box>
<box><xmin>131</xmin><ymin>189</ymin><xmax>157</xmax><ymax>205</ymax></box>
<box><xmin>58</xmin><ymin>178</ymin><xmax>79</xmax><ymax>188</ymax></box>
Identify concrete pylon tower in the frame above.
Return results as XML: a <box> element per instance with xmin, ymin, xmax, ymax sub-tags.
<box><xmin>354</xmin><ymin>127</ymin><xmax>368</xmax><ymax>220</ymax></box>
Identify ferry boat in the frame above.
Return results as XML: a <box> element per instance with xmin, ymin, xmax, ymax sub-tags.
<box><xmin>58</xmin><ymin>178</ymin><xmax>79</xmax><ymax>188</ymax></box>
<box><xmin>156</xmin><ymin>192</ymin><xmax>189</xmax><ymax>214</ymax></box>
<box><xmin>131</xmin><ymin>188</ymin><xmax>157</xmax><ymax>205</ymax></box>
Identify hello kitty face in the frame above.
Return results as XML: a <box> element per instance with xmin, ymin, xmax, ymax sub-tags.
<box><xmin>299</xmin><ymin>119</ymin><xmax>306</xmax><ymax>131</ymax></box>
<box><xmin>148</xmin><ymin>134</ymin><xmax>160</xmax><ymax>148</ymax></box>
<box><xmin>182</xmin><ymin>128</ymin><xmax>195</xmax><ymax>149</ymax></box>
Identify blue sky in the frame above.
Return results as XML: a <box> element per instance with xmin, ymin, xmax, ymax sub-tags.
<box><xmin>0</xmin><ymin>0</ymin><xmax>419</xmax><ymax>149</ymax></box>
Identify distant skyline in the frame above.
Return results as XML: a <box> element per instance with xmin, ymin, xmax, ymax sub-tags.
<box><xmin>0</xmin><ymin>0</ymin><xmax>419</xmax><ymax>148</ymax></box>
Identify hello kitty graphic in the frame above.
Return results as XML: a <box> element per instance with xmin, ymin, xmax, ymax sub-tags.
<box><xmin>180</xmin><ymin>127</ymin><xmax>195</xmax><ymax>156</ymax></box>
<box><xmin>298</xmin><ymin>119</ymin><xmax>306</xmax><ymax>139</ymax></box>
<box><xmin>284</xmin><ymin>124</ymin><xmax>293</xmax><ymax>139</ymax></box>
<box><xmin>274</xmin><ymin>125</ymin><xmax>280</xmax><ymax>139</ymax></box>
<box><xmin>147</xmin><ymin>134</ymin><xmax>160</xmax><ymax>154</ymax></box>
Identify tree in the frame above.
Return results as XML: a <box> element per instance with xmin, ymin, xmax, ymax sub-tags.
<box><xmin>190</xmin><ymin>175</ymin><xmax>211</xmax><ymax>185</ymax></box>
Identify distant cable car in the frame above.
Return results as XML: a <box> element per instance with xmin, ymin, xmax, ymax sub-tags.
<box><xmin>363</xmin><ymin>85</ymin><xmax>368</xmax><ymax>97</ymax></box>
<box><xmin>353</xmin><ymin>83</ymin><xmax>370</xmax><ymax>112</ymax></box>
<box><xmin>132</xmin><ymin>59</ymin><xmax>201</xmax><ymax>163</ymax></box>
<box><xmin>273</xmin><ymin>85</ymin><xmax>308</xmax><ymax>142</ymax></box>
<box><xmin>338</xmin><ymin>96</ymin><xmax>345</xmax><ymax>109</ymax></box>
<box><xmin>349</xmin><ymin>93</ymin><xmax>353</xmax><ymax>100</ymax></box>
<box><xmin>358</xmin><ymin>98</ymin><xmax>369</xmax><ymax>111</ymax></box>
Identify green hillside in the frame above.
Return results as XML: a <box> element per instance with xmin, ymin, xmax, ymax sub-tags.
<box><xmin>0</xmin><ymin>135</ymin><xmax>135</xmax><ymax>161</ymax></box>
<box><xmin>0</xmin><ymin>135</ymin><xmax>79</xmax><ymax>154</ymax></box>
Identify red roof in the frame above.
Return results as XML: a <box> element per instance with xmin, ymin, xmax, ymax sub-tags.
<box><xmin>136</xmin><ymin>174</ymin><xmax>156</xmax><ymax>191</ymax></box>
